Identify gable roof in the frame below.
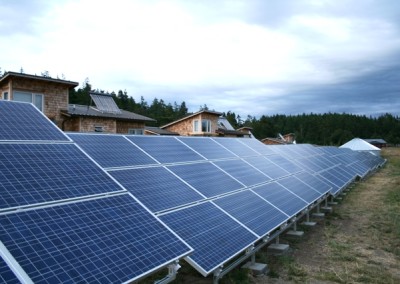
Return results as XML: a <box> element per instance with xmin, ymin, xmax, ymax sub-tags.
<box><xmin>161</xmin><ymin>110</ymin><xmax>222</xmax><ymax>129</ymax></box>
<box><xmin>340</xmin><ymin>138</ymin><xmax>381</xmax><ymax>151</ymax></box>
<box><xmin>145</xmin><ymin>127</ymin><xmax>179</xmax><ymax>136</ymax></box>
<box><xmin>0</xmin><ymin>71</ymin><xmax>78</xmax><ymax>88</ymax></box>
<box><xmin>363</xmin><ymin>138</ymin><xmax>387</xmax><ymax>144</ymax></box>
<box><xmin>62</xmin><ymin>104</ymin><xmax>155</xmax><ymax>122</ymax></box>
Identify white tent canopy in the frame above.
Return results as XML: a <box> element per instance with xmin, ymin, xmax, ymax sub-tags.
<box><xmin>340</xmin><ymin>138</ymin><xmax>381</xmax><ymax>156</ymax></box>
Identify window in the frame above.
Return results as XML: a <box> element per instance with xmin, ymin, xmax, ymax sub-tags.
<box><xmin>202</xmin><ymin>119</ymin><xmax>211</xmax><ymax>132</ymax></box>
<box><xmin>193</xmin><ymin>120</ymin><xmax>199</xmax><ymax>132</ymax></box>
<box><xmin>94</xmin><ymin>126</ymin><xmax>104</xmax><ymax>132</ymax></box>
<box><xmin>2</xmin><ymin>92</ymin><xmax>8</xmax><ymax>100</ymax></box>
<box><xmin>128</xmin><ymin>128</ymin><xmax>144</xmax><ymax>135</ymax></box>
<box><xmin>13</xmin><ymin>91</ymin><xmax>44</xmax><ymax>111</ymax></box>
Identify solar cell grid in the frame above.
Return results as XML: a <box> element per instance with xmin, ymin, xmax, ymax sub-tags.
<box><xmin>294</xmin><ymin>172</ymin><xmax>332</xmax><ymax>195</ymax></box>
<box><xmin>109</xmin><ymin>167</ymin><xmax>205</xmax><ymax>212</ymax></box>
<box><xmin>266</xmin><ymin>155</ymin><xmax>303</xmax><ymax>174</ymax></box>
<box><xmin>69</xmin><ymin>134</ymin><xmax>157</xmax><ymax>168</ymax></box>
<box><xmin>252</xmin><ymin>182</ymin><xmax>308</xmax><ymax>217</ymax></box>
<box><xmin>212</xmin><ymin>137</ymin><xmax>259</xmax><ymax>157</ymax></box>
<box><xmin>244</xmin><ymin>156</ymin><xmax>290</xmax><ymax>180</ymax></box>
<box><xmin>127</xmin><ymin>136</ymin><xmax>205</xmax><ymax>164</ymax></box>
<box><xmin>0</xmin><ymin>256</ymin><xmax>20</xmax><ymax>284</ymax></box>
<box><xmin>0</xmin><ymin>143</ymin><xmax>122</xmax><ymax>210</ymax></box>
<box><xmin>213</xmin><ymin>191</ymin><xmax>289</xmax><ymax>237</ymax></box>
<box><xmin>0</xmin><ymin>194</ymin><xmax>192</xmax><ymax>284</ymax></box>
<box><xmin>177</xmin><ymin>137</ymin><xmax>236</xmax><ymax>160</ymax></box>
<box><xmin>167</xmin><ymin>162</ymin><xmax>244</xmax><ymax>197</ymax></box>
<box><xmin>237</xmin><ymin>139</ymin><xmax>276</xmax><ymax>156</ymax></box>
<box><xmin>213</xmin><ymin>159</ymin><xmax>271</xmax><ymax>186</ymax></box>
<box><xmin>0</xmin><ymin>101</ymin><xmax>69</xmax><ymax>141</ymax></box>
<box><xmin>159</xmin><ymin>202</ymin><xmax>257</xmax><ymax>276</ymax></box>
<box><xmin>277</xmin><ymin>176</ymin><xmax>321</xmax><ymax>203</ymax></box>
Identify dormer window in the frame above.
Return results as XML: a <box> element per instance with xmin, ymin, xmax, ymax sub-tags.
<box><xmin>202</xmin><ymin>119</ymin><xmax>211</xmax><ymax>132</ymax></box>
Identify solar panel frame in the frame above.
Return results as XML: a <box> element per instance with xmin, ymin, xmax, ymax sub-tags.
<box><xmin>0</xmin><ymin>101</ymin><xmax>70</xmax><ymax>142</ymax></box>
<box><xmin>89</xmin><ymin>93</ymin><xmax>121</xmax><ymax>114</ymax></box>
<box><xmin>277</xmin><ymin>176</ymin><xmax>322</xmax><ymax>204</ymax></box>
<box><xmin>0</xmin><ymin>194</ymin><xmax>193</xmax><ymax>284</ymax></box>
<box><xmin>177</xmin><ymin>137</ymin><xmax>237</xmax><ymax>160</ymax></box>
<box><xmin>244</xmin><ymin>156</ymin><xmax>290</xmax><ymax>180</ymax></box>
<box><xmin>0</xmin><ymin>254</ymin><xmax>20</xmax><ymax>284</ymax></box>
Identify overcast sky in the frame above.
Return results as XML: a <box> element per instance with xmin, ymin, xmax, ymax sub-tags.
<box><xmin>1</xmin><ymin>0</ymin><xmax>400</xmax><ymax>118</ymax></box>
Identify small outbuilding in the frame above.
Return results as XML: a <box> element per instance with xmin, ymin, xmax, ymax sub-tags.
<box><xmin>339</xmin><ymin>138</ymin><xmax>381</xmax><ymax>156</ymax></box>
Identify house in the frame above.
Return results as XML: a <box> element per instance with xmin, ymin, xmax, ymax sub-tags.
<box><xmin>144</xmin><ymin>126</ymin><xmax>179</xmax><ymax>136</ymax></box>
<box><xmin>61</xmin><ymin>91</ymin><xmax>155</xmax><ymax>134</ymax></box>
<box><xmin>0</xmin><ymin>72</ymin><xmax>155</xmax><ymax>134</ymax></box>
<box><xmin>0</xmin><ymin>71</ymin><xmax>78</xmax><ymax>128</ymax></box>
<box><xmin>363</xmin><ymin>138</ymin><xmax>387</xmax><ymax>148</ymax></box>
<box><xmin>261</xmin><ymin>133</ymin><xmax>296</xmax><ymax>145</ymax></box>
<box><xmin>160</xmin><ymin>110</ymin><xmax>251</xmax><ymax>137</ymax></box>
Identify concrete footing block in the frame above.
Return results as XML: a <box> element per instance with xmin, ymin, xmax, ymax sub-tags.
<box><xmin>286</xmin><ymin>230</ymin><xmax>304</xmax><ymax>238</ymax></box>
<box><xmin>242</xmin><ymin>262</ymin><xmax>268</xmax><ymax>276</ymax></box>
<box><xmin>267</xmin><ymin>244</ymin><xmax>289</xmax><ymax>256</ymax></box>
<box><xmin>328</xmin><ymin>201</ymin><xmax>338</xmax><ymax>206</ymax></box>
<box><xmin>321</xmin><ymin>206</ymin><xmax>333</xmax><ymax>213</ymax></box>
<box><xmin>312</xmin><ymin>212</ymin><xmax>325</xmax><ymax>218</ymax></box>
<box><xmin>302</xmin><ymin>221</ymin><xmax>316</xmax><ymax>227</ymax></box>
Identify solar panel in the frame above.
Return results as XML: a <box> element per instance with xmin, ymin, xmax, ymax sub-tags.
<box><xmin>294</xmin><ymin>172</ymin><xmax>332</xmax><ymax>195</ymax></box>
<box><xmin>0</xmin><ymin>143</ymin><xmax>123</xmax><ymax>210</ymax></box>
<box><xmin>90</xmin><ymin>93</ymin><xmax>121</xmax><ymax>114</ymax></box>
<box><xmin>244</xmin><ymin>156</ymin><xmax>290</xmax><ymax>180</ymax></box>
<box><xmin>212</xmin><ymin>137</ymin><xmax>259</xmax><ymax>157</ymax></box>
<box><xmin>266</xmin><ymin>155</ymin><xmax>303</xmax><ymax>174</ymax></box>
<box><xmin>317</xmin><ymin>170</ymin><xmax>347</xmax><ymax>195</ymax></box>
<box><xmin>167</xmin><ymin>162</ymin><xmax>244</xmax><ymax>197</ymax></box>
<box><xmin>252</xmin><ymin>182</ymin><xmax>308</xmax><ymax>217</ymax></box>
<box><xmin>127</xmin><ymin>136</ymin><xmax>205</xmax><ymax>164</ymax></box>
<box><xmin>237</xmin><ymin>139</ymin><xmax>276</xmax><ymax>156</ymax></box>
<box><xmin>0</xmin><ymin>194</ymin><xmax>192</xmax><ymax>284</ymax></box>
<box><xmin>177</xmin><ymin>137</ymin><xmax>236</xmax><ymax>160</ymax></box>
<box><xmin>213</xmin><ymin>159</ymin><xmax>271</xmax><ymax>186</ymax></box>
<box><xmin>277</xmin><ymin>176</ymin><xmax>322</xmax><ymax>203</ymax></box>
<box><xmin>0</xmin><ymin>255</ymin><xmax>20</xmax><ymax>284</ymax></box>
<box><xmin>213</xmin><ymin>191</ymin><xmax>289</xmax><ymax>237</ymax></box>
<box><xmin>109</xmin><ymin>167</ymin><xmax>205</xmax><ymax>212</ymax></box>
<box><xmin>0</xmin><ymin>101</ymin><xmax>69</xmax><ymax>141</ymax></box>
<box><xmin>159</xmin><ymin>202</ymin><xmax>257</xmax><ymax>276</ymax></box>
<box><xmin>69</xmin><ymin>134</ymin><xmax>157</xmax><ymax>168</ymax></box>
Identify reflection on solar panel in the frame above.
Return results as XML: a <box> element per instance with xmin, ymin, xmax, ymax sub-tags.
<box><xmin>237</xmin><ymin>138</ymin><xmax>276</xmax><ymax>156</ymax></box>
<box><xmin>109</xmin><ymin>167</ymin><xmax>205</xmax><ymax>212</ymax></box>
<box><xmin>177</xmin><ymin>137</ymin><xmax>236</xmax><ymax>160</ymax></box>
<box><xmin>212</xmin><ymin>137</ymin><xmax>259</xmax><ymax>157</ymax></box>
<box><xmin>294</xmin><ymin>172</ymin><xmax>332</xmax><ymax>195</ymax></box>
<box><xmin>0</xmin><ymin>194</ymin><xmax>192</xmax><ymax>284</ymax></box>
<box><xmin>0</xmin><ymin>143</ymin><xmax>123</xmax><ymax>210</ymax></box>
<box><xmin>244</xmin><ymin>156</ymin><xmax>290</xmax><ymax>179</ymax></box>
<box><xmin>277</xmin><ymin>176</ymin><xmax>321</xmax><ymax>203</ymax></box>
<box><xmin>70</xmin><ymin>134</ymin><xmax>157</xmax><ymax>168</ymax></box>
<box><xmin>0</xmin><ymin>256</ymin><xmax>19</xmax><ymax>284</ymax></box>
<box><xmin>127</xmin><ymin>136</ymin><xmax>205</xmax><ymax>163</ymax></box>
<box><xmin>90</xmin><ymin>92</ymin><xmax>121</xmax><ymax>114</ymax></box>
<box><xmin>0</xmin><ymin>101</ymin><xmax>69</xmax><ymax>141</ymax></box>
<box><xmin>213</xmin><ymin>191</ymin><xmax>289</xmax><ymax>237</ymax></box>
<box><xmin>253</xmin><ymin>182</ymin><xmax>308</xmax><ymax>217</ymax></box>
<box><xmin>159</xmin><ymin>202</ymin><xmax>257</xmax><ymax>276</ymax></box>
<box><xmin>213</xmin><ymin>159</ymin><xmax>271</xmax><ymax>186</ymax></box>
<box><xmin>266</xmin><ymin>155</ymin><xmax>303</xmax><ymax>174</ymax></box>
<box><xmin>168</xmin><ymin>163</ymin><xmax>244</xmax><ymax>197</ymax></box>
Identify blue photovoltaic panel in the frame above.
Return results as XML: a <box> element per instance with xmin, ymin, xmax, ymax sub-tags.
<box><xmin>244</xmin><ymin>156</ymin><xmax>290</xmax><ymax>180</ymax></box>
<box><xmin>0</xmin><ymin>256</ymin><xmax>19</xmax><ymax>284</ymax></box>
<box><xmin>69</xmin><ymin>134</ymin><xmax>156</xmax><ymax>168</ymax></box>
<box><xmin>266</xmin><ymin>155</ymin><xmax>303</xmax><ymax>174</ymax></box>
<box><xmin>213</xmin><ymin>159</ymin><xmax>271</xmax><ymax>186</ymax></box>
<box><xmin>0</xmin><ymin>194</ymin><xmax>192</xmax><ymax>284</ymax></box>
<box><xmin>238</xmin><ymin>139</ymin><xmax>276</xmax><ymax>156</ymax></box>
<box><xmin>0</xmin><ymin>143</ymin><xmax>122</xmax><ymax>210</ymax></box>
<box><xmin>277</xmin><ymin>176</ymin><xmax>321</xmax><ymax>203</ymax></box>
<box><xmin>167</xmin><ymin>162</ymin><xmax>244</xmax><ymax>197</ymax></box>
<box><xmin>213</xmin><ymin>191</ymin><xmax>289</xmax><ymax>237</ymax></box>
<box><xmin>159</xmin><ymin>202</ymin><xmax>257</xmax><ymax>276</ymax></box>
<box><xmin>109</xmin><ymin>167</ymin><xmax>205</xmax><ymax>212</ymax></box>
<box><xmin>294</xmin><ymin>172</ymin><xmax>332</xmax><ymax>195</ymax></box>
<box><xmin>318</xmin><ymin>170</ymin><xmax>347</xmax><ymax>195</ymax></box>
<box><xmin>0</xmin><ymin>101</ymin><xmax>69</xmax><ymax>141</ymax></box>
<box><xmin>127</xmin><ymin>136</ymin><xmax>205</xmax><ymax>164</ymax></box>
<box><xmin>177</xmin><ymin>137</ymin><xmax>236</xmax><ymax>160</ymax></box>
<box><xmin>294</xmin><ymin>157</ymin><xmax>324</xmax><ymax>172</ymax></box>
<box><xmin>253</xmin><ymin>182</ymin><xmax>308</xmax><ymax>217</ymax></box>
<box><xmin>212</xmin><ymin>137</ymin><xmax>259</xmax><ymax>157</ymax></box>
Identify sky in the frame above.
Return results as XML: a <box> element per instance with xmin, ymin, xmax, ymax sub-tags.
<box><xmin>1</xmin><ymin>0</ymin><xmax>400</xmax><ymax>118</ymax></box>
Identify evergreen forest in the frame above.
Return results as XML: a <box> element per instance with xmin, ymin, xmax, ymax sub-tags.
<box><xmin>69</xmin><ymin>81</ymin><xmax>400</xmax><ymax>146</ymax></box>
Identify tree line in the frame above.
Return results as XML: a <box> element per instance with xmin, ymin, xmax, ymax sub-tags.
<box><xmin>69</xmin><ymin>80</ymin><xmax>400</xmax><ymax>145</ymax></box>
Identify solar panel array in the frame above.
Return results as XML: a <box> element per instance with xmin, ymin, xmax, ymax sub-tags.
<box><xmin>90</xmin><ymin>93</ymin><xmax>121</xmax><ymax>114</ymax></box>
<box><xmin>0</xmin><ymin>102</ymin><xmax>192</xmax><ymax>283</ymax></box>
<box><xmin>0</xmin><ymin>101</ymin><xmax>385</xmax><ymax>281</ymax></box>
<box><xmin>69</xmin><ymin>133</ymin><xmax>385</xmax><ymax>276</ymax></box>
